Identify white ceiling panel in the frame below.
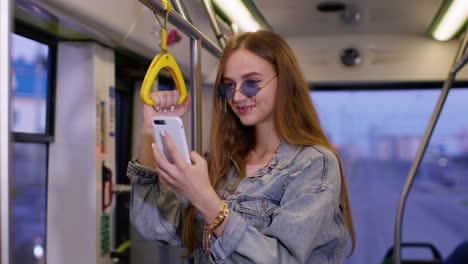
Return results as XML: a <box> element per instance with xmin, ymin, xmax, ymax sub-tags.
<box><xmin>254</xmin><ymin>0</ymin><xmax>443</xmax><ymax>37</ymax></box>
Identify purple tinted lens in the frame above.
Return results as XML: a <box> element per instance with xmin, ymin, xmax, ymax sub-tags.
<box><xmin>220</xmin><ymin>81</ymin><xmax>261</xmax><ymax>100</ymax></box>
<box><xmin>218</xmin><ymin>83</ymin><xmax>230</xmax><ymax>99</ymax></box>
<box><xmin>241</xmin><ymin>81</ymin><xmax>261</xmax><ymax>97</ymax></box>
<box><xmin>225</xmin><ymin>87</ymin><xmax>234</xmax><ymax>100</ymax></box>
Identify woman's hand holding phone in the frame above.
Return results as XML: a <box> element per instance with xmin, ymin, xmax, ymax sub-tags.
<box><xmin>141</xmin><ymin>90</ymin><xmax>224</xmax><ymax>233</ymax></box>
<box><xmin>151</xmin><ymin>132</ymin><xmax>220</xmax><ymax>217</ymax></box>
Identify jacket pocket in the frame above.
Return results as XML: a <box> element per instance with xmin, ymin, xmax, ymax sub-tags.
<box><xmin>233</xmin><ymin>196</ymin><xmax>279</xmax><ymax>231</ymax></box>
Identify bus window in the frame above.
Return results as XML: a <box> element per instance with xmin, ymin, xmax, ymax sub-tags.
<box><xmin>12</xmin><ymin>31</ymin><xmax>55</xmax><ymax>264</ymax></box>
<box><xmin>312</xmin><ymin>88</ymin><xmax>468</xmax><ymax>264</ymax></box>
<box><xmin>12</xmin><ymin>34</ymin><xmax>49</xmax><ymax>134</ymax></box>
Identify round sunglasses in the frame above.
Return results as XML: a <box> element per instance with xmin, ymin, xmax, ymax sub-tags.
<box><xmin>217</xmin><ymin>74</ymin><xmax>278</xmax><ymax>100</ymax></box>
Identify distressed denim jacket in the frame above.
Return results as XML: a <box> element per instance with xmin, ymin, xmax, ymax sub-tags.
<box><xmin>127</xmin><ymin>142</ymin><xmax>348</xmax><ymax>263</ymax></box>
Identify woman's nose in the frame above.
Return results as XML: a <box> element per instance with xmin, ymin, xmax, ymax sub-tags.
<box><xmin>232</xmin><ymin>86</ymin><xmax>246</xmax><ymax>102</ymax></box>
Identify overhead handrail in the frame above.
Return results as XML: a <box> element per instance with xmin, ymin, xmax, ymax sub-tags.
<box><xmin>140</xmin><ymin>0</ymin><xmax>187</xmax><ymax>106</ymax></box>
<box><xmin>171</xmin><ymin>0</ymin><xmax>192</xmax><ymax>25</ymax></box>
<box><xmin>139</xmin><ymin>0</ymin><xmax>222</xmax><ymax>57</ymax></box>
<box><xmin>451</xmin><ymin>51</ymin><xmax>468</xmax><ymax>75</ymax></box>
<box><xmin>138</xmin><ymin>0</ymin><xmax>222</xmax><ymax>153</ymax></box>
<box><xmin>393</xmin><ymin>26</ymin><xmax>468</xmax><ymax>264</ymax></box>
<box><xmin>201</xmin><ymin>0</ymin><xmax>227</xmax><ymax>48</ymax></box>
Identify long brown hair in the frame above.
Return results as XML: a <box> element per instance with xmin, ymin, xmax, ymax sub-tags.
<box><xmin>183</xmin><ymin>30</ymin><xmax>355</xmax><ymax>256</ymax></box>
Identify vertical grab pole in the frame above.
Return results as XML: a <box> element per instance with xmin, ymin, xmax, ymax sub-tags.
<box><xmin>190</xmin><ymin>38</ymin><xmax>203</xmax><ymax>153</ymax></box>
<box><xmin>393</xmin><ymin>28</ymin><xmax>468</xmax><ymax>264</ymax></box>
<box><xmin>170</xmin><ymin>0</ymin><xmax>203</xmax><ymax>153</ymax></box>
<box><xmin>0</xmin><ymin>0</ymin><xmax>13</xmax><ymax>263</ymax></box>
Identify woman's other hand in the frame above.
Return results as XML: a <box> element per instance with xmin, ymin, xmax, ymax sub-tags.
<box><xmin>140</xmin><ymin>90</ymin><xmax>190</xmax><ymax>167</ymax></box>
<box><xmin>141</xmin><ymin>90</ymin><xmax>191</xmax><ymax>136</ymax></box>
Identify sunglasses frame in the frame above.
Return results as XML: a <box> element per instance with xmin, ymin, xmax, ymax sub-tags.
<box><xmin>218</xmin><ymin>74</ymin><xmax>278</xmax><ymax>100</ymax></box>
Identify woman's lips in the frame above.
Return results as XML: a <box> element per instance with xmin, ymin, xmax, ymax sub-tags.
<box><xmin>236</xmin><ymin>105</ymin><xmax>252</xmax><ymax>114</ymax></box>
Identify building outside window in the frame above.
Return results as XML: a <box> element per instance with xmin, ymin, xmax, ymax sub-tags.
<box><xmin>12</xmin><ymin>32</ymin><xmax>55</xmax><ymax>264</ymax></box>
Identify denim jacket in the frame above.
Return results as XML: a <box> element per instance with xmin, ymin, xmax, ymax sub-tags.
<box><xmin>127</xmin><ymin>142</ymin><xmax>348</xmax><ymax>263</ymax></box>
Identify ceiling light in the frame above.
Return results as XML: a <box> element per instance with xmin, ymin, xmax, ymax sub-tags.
<box><xmin>212</xmin><ymin>0</ymin><xmax>265</xmax><ymax>32</ymax></box>
<box><xmin>429</xmin><ymin>0</ymin><xmax>468</xmax><ymax>41</ymax></box>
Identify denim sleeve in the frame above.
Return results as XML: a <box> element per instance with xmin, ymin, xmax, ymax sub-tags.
<box><xmin>127</xmin><ymin>159</ymin><xmax>185</xmax><ymax>246</ymax></box>
<box><xmin>210</xmin><ymin>147</ymin><xmax>346</xmax><ymax>263</ymax></box>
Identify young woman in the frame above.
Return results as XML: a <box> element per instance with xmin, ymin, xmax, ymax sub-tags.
<box><xmin>128</xmin><ymin>30</ymin><xmax>355</xmax><ymax>263</ymax></box>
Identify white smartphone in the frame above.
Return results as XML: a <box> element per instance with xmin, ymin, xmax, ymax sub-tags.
<box><xmin>152</xmin><ymin>116</ymin><xmax>191</xmax><ymax>164</ymax></box>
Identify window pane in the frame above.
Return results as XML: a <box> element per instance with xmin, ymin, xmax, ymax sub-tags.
<box><xmin>12</xmin><ymin>34</ymin><xmax>49</xmax><ymax>134</ymax></box>
<box><xmin>13</xmin><ymin>143</ymin><xmax>47</xmax><ymax>264</ymax></box>
<box><xmin>312</xmin><ymin>89</ymin><xmax>468</xmax><ymax>264</ymax></box>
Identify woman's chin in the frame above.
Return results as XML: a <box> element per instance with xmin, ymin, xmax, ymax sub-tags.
<box><xmin>239</xmin><ymin>114</ymin><xmax>261</xmax><ymax>127</ymax></box>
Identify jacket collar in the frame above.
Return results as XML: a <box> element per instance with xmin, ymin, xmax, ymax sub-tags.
<box><xmin>228</xmin><ymin>141</ymin><xmax>303</xmax><ymax>177</ymax></box>
<box><xmin>267</xmin><ymin>141</ymin><xmax>302</xmax><ymax>171</ymax></box>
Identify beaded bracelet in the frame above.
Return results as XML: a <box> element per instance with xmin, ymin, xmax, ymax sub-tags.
<box><xmin>205</xmin><ymin>200</ymin><xmax>230</xmax><ymax>231</ymax></box>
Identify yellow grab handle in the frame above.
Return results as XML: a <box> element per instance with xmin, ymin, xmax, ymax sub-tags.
<box><xmin>140</xmin><ymin>53</ymin><xmax>161</xmax><ymax>105</ymax></box>
<box><xmin>140</xmin><ymin>52</ymin><xmax>187</xmax><ymax>106</ymax></box>
<box><xmin>160</xmin><ymin>0</ymin><xmax>169</xmax><ymax>11</ymax></box>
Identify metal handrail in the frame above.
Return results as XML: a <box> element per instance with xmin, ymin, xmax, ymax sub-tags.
<box><xmin>170</xmin><ymin>0</ymin><xmax>204</xmax><ymax>153</ymax></box>
<box><xmin>112</xmin><ymin>184</ymin><xmax>132</xmax><ymax>194</ymax></box>
<box><xmin>1</xmin><ymin>0</ymin><xmax>13</xmax><ymax>263</ymax></box>
<box><xmin>139</xmin><ymin>0</ymin><xmax>222</xmax><ymax>58</ymax></box>
<box><xmin>139</xmin><ymin>0</ymin><xmax>223</xmax><ymax>153</ymax></box>
<box><xmin>201</xmin><ymin>0</ymin><xmax>227</xmax><ymax>48</ymax></box>
<box><xmin>171</xmin><ymin>0</ymin><xmax>192</xmax><ymax>24</ymax></box>
<box><xmin>451</xmin><ymin>52</ymin><xmax>468</xmax><ymax>75</ymax></box>
<box><xmin>393</xmin><ymin>27</ymin><xmax>468</xmax><ymax>264</ymax></box>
